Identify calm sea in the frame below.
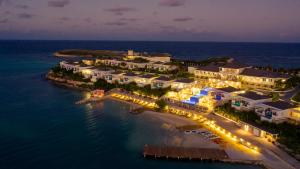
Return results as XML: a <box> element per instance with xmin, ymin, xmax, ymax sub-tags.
<box><xmin>1</xmin><ymin>40</ymin><xmax>300</xmax><ymax>169</ymax></box>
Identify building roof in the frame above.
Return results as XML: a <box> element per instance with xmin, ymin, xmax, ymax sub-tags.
<box><xmin>263</xmin><ymin>101</ymin><xmax>296</xmax><ymax>110</ymax></box>
<box><xmin>197</xmin><ymin>65</ymin><xmax>220</xmax><ymax>72</ymax></box>
<box><xmin>217</xmin><ymin>87</ymin><xmax>240</xmax><ymax>93</ymax></box>
<box><xmin>140</xmin><ymin>74</ymin><xmax>156</xmax><ymax>79</ymax></box>
<box><xmin>240</xmin><ymin>68</ymin><xmax>290</xmax><ymax>79</ymax></box>
<box><xmin>175</xmin><ymin>78</ymin><xmax>194</xmax><ymax>83</ymax></box>
<box><xmin>123</xmin><ymin>72</ymin><xmax>137</xmax><ymax>77</ymax></box>
<box><xmin>221</xmin><ymin>61</ymin><xmax>250</xmax><ymax>69</ymax></box>
<box><xmin>155</xmin><ymin>76</ymin><xmax>172</xmax><ymax>81</ymax></box>
<box><xmin>239</xmin><ymin>91</ymin><xmax>270</xmax><ymax>100</ymax></box>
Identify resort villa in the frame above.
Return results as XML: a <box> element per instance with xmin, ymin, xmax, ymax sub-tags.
<box><xmin>255</xmin><ymin>100</ymin><xmax>300</xmax><ymax>123</ymax></box>
<box><xmin>152</xmin><ymin>76</ymin><xmax>173</xmax><ymax>89</ymax></box>
<box><xmin>171</xmin><ymin>78</ymin><xmax>195</xmax><ymax>91</ymax></box>
<box><xmin>231</xmin><ymin>91</ymin><xmax>272</xmax><ymax>111</ymax></box>
<box><xmin>135</xmin><ymin>74</ymin><xmax>157</xmax><ymax>87</ymax></box>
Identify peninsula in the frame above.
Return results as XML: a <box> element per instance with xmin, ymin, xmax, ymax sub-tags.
<box><xmin>47</xmin><ymin>49</ymin><xmax>300</xmax><ymax>169</ymax></box>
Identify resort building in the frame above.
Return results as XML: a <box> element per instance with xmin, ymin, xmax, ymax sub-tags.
<box><xmin>171</xmin><ymin>78</ymin><xmax>195</xmax><ymax>91</ymax></box>
<box><xmin>151</xmin><ymin>76</ymin><xmax>173</xmax><ymax>89</ymax></box>
<box><xmin>126</xmin><ymin>50</ymin><xmax>171</xmax><ymax>63</ymax></box>
<box><xmin>90</xmin><ymin>67</ymin><xmax>113</xmax><ymax>82</ymax></box>
<box><xmin>211</xmin><ymin>87</ymin><xmax>242</xmax><ymax>105</ymax></box>
<box><xmin>104</xmin><ymin>71</ymin><xmax>124</xmax><ymax>84</ymax></box>
<box><xmin>231</xmin><ymin>91</ymin><xmax>272</xmax><ymax>111</ymax></box>
<box><xmin>135</xmin><ymin>74</ymin><xmax>157</xmax><ymax>87</ymax></box>
<box><xmin>238</xmin><ymin>68</ymin><xmax>290</xmax><ymax>89</ymax></box>
<box><xmin>255</xmin><ymin>100</ymin><xmax>299</xmax><ymax>123</ymax></box>
<box><xmin>189</xmin><ymin>61</ymin><xmax>290</xmax><ymax>90</ymax></box>
<box><xmin>119</xmin><ymin>72</ymin><xmax>138</xmax><ymax>84</ymax></box>
<box><xmin>60</xmin><ymin>61</ymin><xmax>80</xmax><ymax>72</ymax></box>
<box><xmin>96</xmin><ymin>58</ymin><xmax>176</xmax><ymax>72</ymax></box>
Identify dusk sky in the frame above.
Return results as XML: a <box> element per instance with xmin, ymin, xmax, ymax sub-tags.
<box><xmin>0</xmin><ymin>0</ymin><xmax>300</xmax><ymax>42</ymax></box>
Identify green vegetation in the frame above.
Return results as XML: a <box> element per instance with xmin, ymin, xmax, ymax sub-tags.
<box><xmin>275</xmin><ymin>76</ymin><xmax>300</xmax><ymax>90</ymax></box>
<box><xmin>155</xmin><ymin>99</ymin><xmax>167</xmax><ymax>111</ymax></box>
<box><xmin>271</xmin><ymin>93</ymin><xmax>280</xmax><ymax>101</ymax></box>
<box><xmin>51</xmin><ymin>66</ymin><xmax>90</xmax><ymax>82</ymax></box>
<box><xmin>132</xmin><ymin>57</ymin><xmax>149</xmax><ymax>63</ymax></box>
<box><xmin>216</xmin><ymin>103</ymin><xmax>300</xmax><ymax>154</ymax></box>
<box><xmin>172</xmin><ymin>70</ymin><xmax>193</xmax><ymax>78</ymax></box>
<box><xmin>56</xmin><ymin>49</ymin><xmax>125</xmax><ymax>59</ymax></box>
<box><xmin>291</xmin><ymin>92</ymin><xmax>300</xmax><ymax>103</ymax></box>
<box><xmin>216</xmin><ymin>103</ymin><xmax>260</xmax><ymax>123</ymax></box>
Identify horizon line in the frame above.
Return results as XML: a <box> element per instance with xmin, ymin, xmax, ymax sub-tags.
<box><xmin>0</xmin><ymin>39</ymin><xmax>300</xmax><ymax>44</ymax></box>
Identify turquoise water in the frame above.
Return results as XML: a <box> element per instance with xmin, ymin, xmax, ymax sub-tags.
<box><xmin>2</xmin><ymin>40</ymin><xmax>298</xmax><ymax>169</ymax></box>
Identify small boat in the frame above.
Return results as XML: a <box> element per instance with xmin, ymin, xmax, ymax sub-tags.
<box><xmin>184</xmin><ymin>130</ymin><xmax>192</xmax><ymax>134</ymax></box>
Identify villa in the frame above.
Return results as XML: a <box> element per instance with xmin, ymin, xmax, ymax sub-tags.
<box><xmin>151</xmin><ymin>76</ymin><xmax>173</xmax><ymax>89</ymax></box>
<box><xmin>211</xmin><ymin>87</ymin><xmax>241</xmax><ymax>104</ymax></box>
<box><xmin>171</xmin><ymin>78</ymin><xmax>195</xmax><ymax>91</ymax></box>
<box><xmin>231</xmin><ymin>91</ymin><xmax>272</xmax><ymax>111</ymax></box>
<box><xmin>255</xmin><ymin>100</ymin><xmax>300</xmax><ymax>123</ymax></box>
<box><xmin>135</xmin><ymin>74</ymin><xmax>157</xmax><ymax>87</ymax></box>
<box><xmin>119</xmin><ymin>72</ymin><xmax>138</xmax><ymax>84</ymax></box>
<box><xmin>104</xmin><ymin>71</ymin><xmax>124</xmax><ymax>84</ymax></box>
<box><xmin>91</xmin><ymin>67</ymin><xmax>113</xmax><ymax>82</ymax></box>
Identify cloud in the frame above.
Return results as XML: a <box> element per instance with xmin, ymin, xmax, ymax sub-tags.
<box><xmin>0</xmin><ymin>0</ymin><xmax>9</xmax><ymax>6</ymax></box>
<box><xmin>15</xmin><ymin>4</ymin><xmax>29</xmax><ymax>9</ymax></box>
<box><xmin>17</xmin><ymin>13</ymin><xmax>34</xmax><ymax>19</ymax></box>
<box><xmin>173</xmin><ymin>17</ymin><xmax>193</xmax><ymax>22</ymax></box>
<box><xmin>59</xmin><ymin>17</ymin><xmax>70</xmax><ymax>21</ymax></box>
<box><xmin>105</xmin><ymin>21</ymin><xmax>127</xmax><ymax>26</ymax></box>
<box><xmin>119</xmin><ymin>18</ymin><xmax>139</xmax><ymax>22</ymax></box>
<box><xmin>104</xmin><ymin>7</ymin><xmax>137</xmax><ymax>16</ymax></box>
<box><xmin>159</xmin><ymin>0</ymin><xmax>186</xmax><ymax>7</ymax></box>
<box><xmin>48</xmin><ymin>0</ymin><xmax>70</xmax><ymax>8</ymax></box>
<box><xmin>84</xmin><ymin>17</ymin><xmax>91</xmax><ymax>23</ymax></box>
<box><xmin>0</xmin><ymin>18</ymin><xmax>8</xmax><ymax>23</ymax></box>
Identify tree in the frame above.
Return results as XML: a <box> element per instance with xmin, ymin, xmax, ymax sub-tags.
<box><xmin>272</xmin><ymin>93</ymin><xmax>280</xmax><ymax>101</ymax></box>
<box><xmin>155</xmin><ymin>99</ymin><xmax>167</xmax><ymax>111</ymax></box>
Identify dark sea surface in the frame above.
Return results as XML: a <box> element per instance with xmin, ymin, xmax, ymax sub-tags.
<box><xmin>1</xmin><ymin>40</ymin><xmax>299</xmax><ymax>169</ymax></box>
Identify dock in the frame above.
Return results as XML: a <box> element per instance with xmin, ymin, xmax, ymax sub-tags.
<box><xmin>143</xmin><ymin>145</ymin><xmax>229</xmax><ymax>161</ymax></box>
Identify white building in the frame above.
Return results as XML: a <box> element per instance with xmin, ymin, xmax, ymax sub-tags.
<box><xmin>91</xmin><ymin>68</ymin><xmax>113</xmax><ymax>82</ymax></box>
<box><xmin>119</xmin><ymin>72</ymin><xmax>138</xmax><ymax>84</ymax></box>
<box><xmin>255</xmin><ymin>100</ymin><xmax>299</xmax><ymax>123</ymax></box>
<box><xmin>135</xmin><ymin>74</ymin><xmax>156</xmax><ymax>87</ymax></box>
<box><xmin>151</xmin><ymin>76</ymin><xmax>173</xmax><ymax>89</ymax></box>
<box><xmin>171</xmin><ymin>79</ymin><xmax>195</xmax><ymax>91</ymax></box>
<box><xmin>232</xmin><ymin>91</ymin><xmax>272</xmax><ymax>111</ymax></box>
<box><xmin>211</xmin><ymin>87</ymin><xmax>241</xmax><ymax>104</ymax></box>
<box><xmin>126</xmin><ymin>50</ymin><xmax>171</xmax><ymax>63</ymax></box>
<box><xmin>104</xmin><ymin>71</ymin><xmax>124</xmax><ymax>84</ymax></box>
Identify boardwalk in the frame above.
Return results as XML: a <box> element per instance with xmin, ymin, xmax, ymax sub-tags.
<box><xmin>143</xmin><ymin>145</ymin><xmax>229</xmax><ymax>160</ymax></box>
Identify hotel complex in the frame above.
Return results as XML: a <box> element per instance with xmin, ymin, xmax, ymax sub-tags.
<box><xmin>188</xmin><ymin>60</ymin><xmax>290</xmax><ymax>90</ymax></box>
<box><xmin>59</xmin><ymin>50</ymin><xmax>300</xmax><ymax>128</ymax></box>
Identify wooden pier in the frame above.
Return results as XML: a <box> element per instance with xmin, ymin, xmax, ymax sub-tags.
<box><xmin>143</xmin><ymin>145</ymin><xmax>229</xmax><ymax>161</ymax></box>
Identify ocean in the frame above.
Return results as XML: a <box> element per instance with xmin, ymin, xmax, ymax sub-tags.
<box><xmin>1</xmin><ymin>40</ymin><xmax>299</xmax><ymax>169</ymax></box>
